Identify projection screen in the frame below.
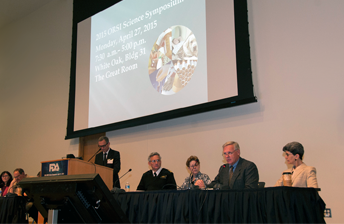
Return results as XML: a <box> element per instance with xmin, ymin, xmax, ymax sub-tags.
<box><xmin>66</xmin><ymin>0</ymin><xmax>256</xmax><ymax>139</ymax></box>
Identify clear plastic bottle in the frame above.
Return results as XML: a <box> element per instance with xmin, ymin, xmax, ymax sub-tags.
<box><xmin>125</xmin><ymin>182</ymin><xmax>130</xmax><ymax>192</ymax></box>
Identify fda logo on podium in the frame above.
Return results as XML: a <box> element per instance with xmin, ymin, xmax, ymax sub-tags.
<box><xmin>41</xmin><ymin>160</ymin><xmax>68</xmax><ymax>177</ymax></box>
<box><xmin>49</xmin><ymin>163</ymin><xmax>60</xmax><ymax>172</ymax></box>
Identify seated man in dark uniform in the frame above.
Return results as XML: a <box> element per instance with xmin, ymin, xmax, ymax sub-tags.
<box><xmin>137</xmin><ymin>152</ymin><xmax>177</xmax><ymax>191</ymax></box>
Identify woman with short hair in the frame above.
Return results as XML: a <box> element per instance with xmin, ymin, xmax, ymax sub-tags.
<box><xmin>180</xmin><ymin>156</ymin><xmax>211</xmax><ymax>189</ymax></box>
<box><xmin>275</xmin><ymin>142</ymin><xmax>318</xmax><ymax>188</ymax></box>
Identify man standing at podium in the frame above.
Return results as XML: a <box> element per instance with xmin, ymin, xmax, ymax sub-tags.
<box><xmin>95</xmin><ymin>136</ymin><xmax>121</xmax><ymax>188</ymax></box>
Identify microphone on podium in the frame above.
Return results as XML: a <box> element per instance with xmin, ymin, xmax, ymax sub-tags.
<box><xmin>88</xmin><ymin>149</ymin><xmax>101</xmax><ymax>162</ymax></box>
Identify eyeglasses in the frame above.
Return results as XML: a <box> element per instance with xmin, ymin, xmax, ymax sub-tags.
<box><xmin>98</xmin><ymin>142</ymin><xmax>108</xmax><ymax>148</ymax></box>
<box><xmin>2</xmin><ymin>174</ymin><xmax>9</xmax><ymax>178</ymax></box>
<box><xmin>190</xmin><ymin>163</ymin><xmax>199</xmax><ymax>169</ymax></box>
<box><xmin>150</xmin><ymin>159</ymin><xmax>160</xmax><ymax>163</ymax></box>
<box><xmin>223</xmin><ymin>150</ymin><xmax>237</xmax><ymax>156</ymax></box>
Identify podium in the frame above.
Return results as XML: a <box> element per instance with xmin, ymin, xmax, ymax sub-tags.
<box><xmin>41</xmin><ymin>159</ymin><xmax>113</xmax><ymax>190</ymax></box>
<box><xmin>19</xmin><ymin>174</ymin><xmax>129</xmax><ymax>223</ymax></box>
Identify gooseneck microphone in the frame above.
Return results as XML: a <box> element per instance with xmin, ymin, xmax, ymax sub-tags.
<box><xmin>118</xmin><ymin>168</ymin><xmax>132</xmax><ymax>181</ymax></box>
<box><xmin>88</xmin><ymin>149</ymin><xmax>101</xmax><ymax>162</ymax></box>
<box><xmin>111</xmin><ymin>169</ymin><xmax>132</xmax><ymax>193</ymax></box>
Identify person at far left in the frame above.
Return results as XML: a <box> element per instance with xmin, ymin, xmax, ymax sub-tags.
<box><xmin>0</xmin><ymin>171</ymin><xmax>13</xmax><ymax>196</ymax></box>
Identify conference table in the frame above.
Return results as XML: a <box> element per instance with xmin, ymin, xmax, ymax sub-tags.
<box><xmin>113</xmin><ymin>187</ymin><xmax>326</xmax><ymax>223</ymax></box>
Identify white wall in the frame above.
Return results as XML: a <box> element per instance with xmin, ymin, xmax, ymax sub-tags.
<box><xmin>0</xmin><ymin>0</ymin><xmax>79</xmax><ymax>176</ymax></box>
<box><xmin>0</xmin><ymin>0</ymin><xmax>343</xmax><ymax>223</ymax></box>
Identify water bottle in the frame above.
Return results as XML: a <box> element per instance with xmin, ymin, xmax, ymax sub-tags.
<box><xmin>125</xmin><ymin>182</ymin><xmax>130</xmax><ymax>192</ymax></box>
<box><xmin>0</xmin><ymin>188</ymin><xmax>2</xmax><ymax>197</ymax></box>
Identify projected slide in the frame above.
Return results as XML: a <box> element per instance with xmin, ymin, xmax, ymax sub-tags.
<box><xmin>74</xmin><ymin>0</ymin><xmax>238</xmax><ymax>131</ymax></box>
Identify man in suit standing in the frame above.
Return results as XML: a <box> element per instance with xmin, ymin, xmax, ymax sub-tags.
<box><xmin>95</xmin><ymin>136</ymin><xmax>121</xmax><ymax>188</ymax></box>
<box><xmin>209</xmin><ymin>141</ymin><xmax>259</xmax><ymax>189</ymax></box>
<box><xmin>137</xmin><ymin>152</ymin><xmax>177</xmax><ymax>191</ymax></box>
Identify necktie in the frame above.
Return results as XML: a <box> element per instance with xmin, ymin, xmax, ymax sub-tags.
<box><xmin>229</xmin><ymin>166</ymin><xmax>234</xmax><ymax>185</ymax></box>
<box><xmin>103</xmin><ymin>152</ymin><xmax>107</xmax><ymax>165</ymax></box>
<box><xmin>154</xmin><ymin>172</ymin><xmax>157</xmax><ymax>177</ymax></box>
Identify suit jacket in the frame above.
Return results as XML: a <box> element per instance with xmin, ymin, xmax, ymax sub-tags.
<box><xmin>209</xmin><ymin>157</ymin><xmax>259</xmax><ymax>189</ymax></box>
<box><xmin>95</xmin><ymin>148</ymin><xmax>121</xmax><ymax>188</ymax></box>
<box><xmin>275</xmin><ymin>163</ymin><xmax>318</xmax><ymax>188</ymax></box>
<box><xmin>137</xmin><ymin>168</ymin><xmax>177</xmax><ymax>191</ymax></box>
